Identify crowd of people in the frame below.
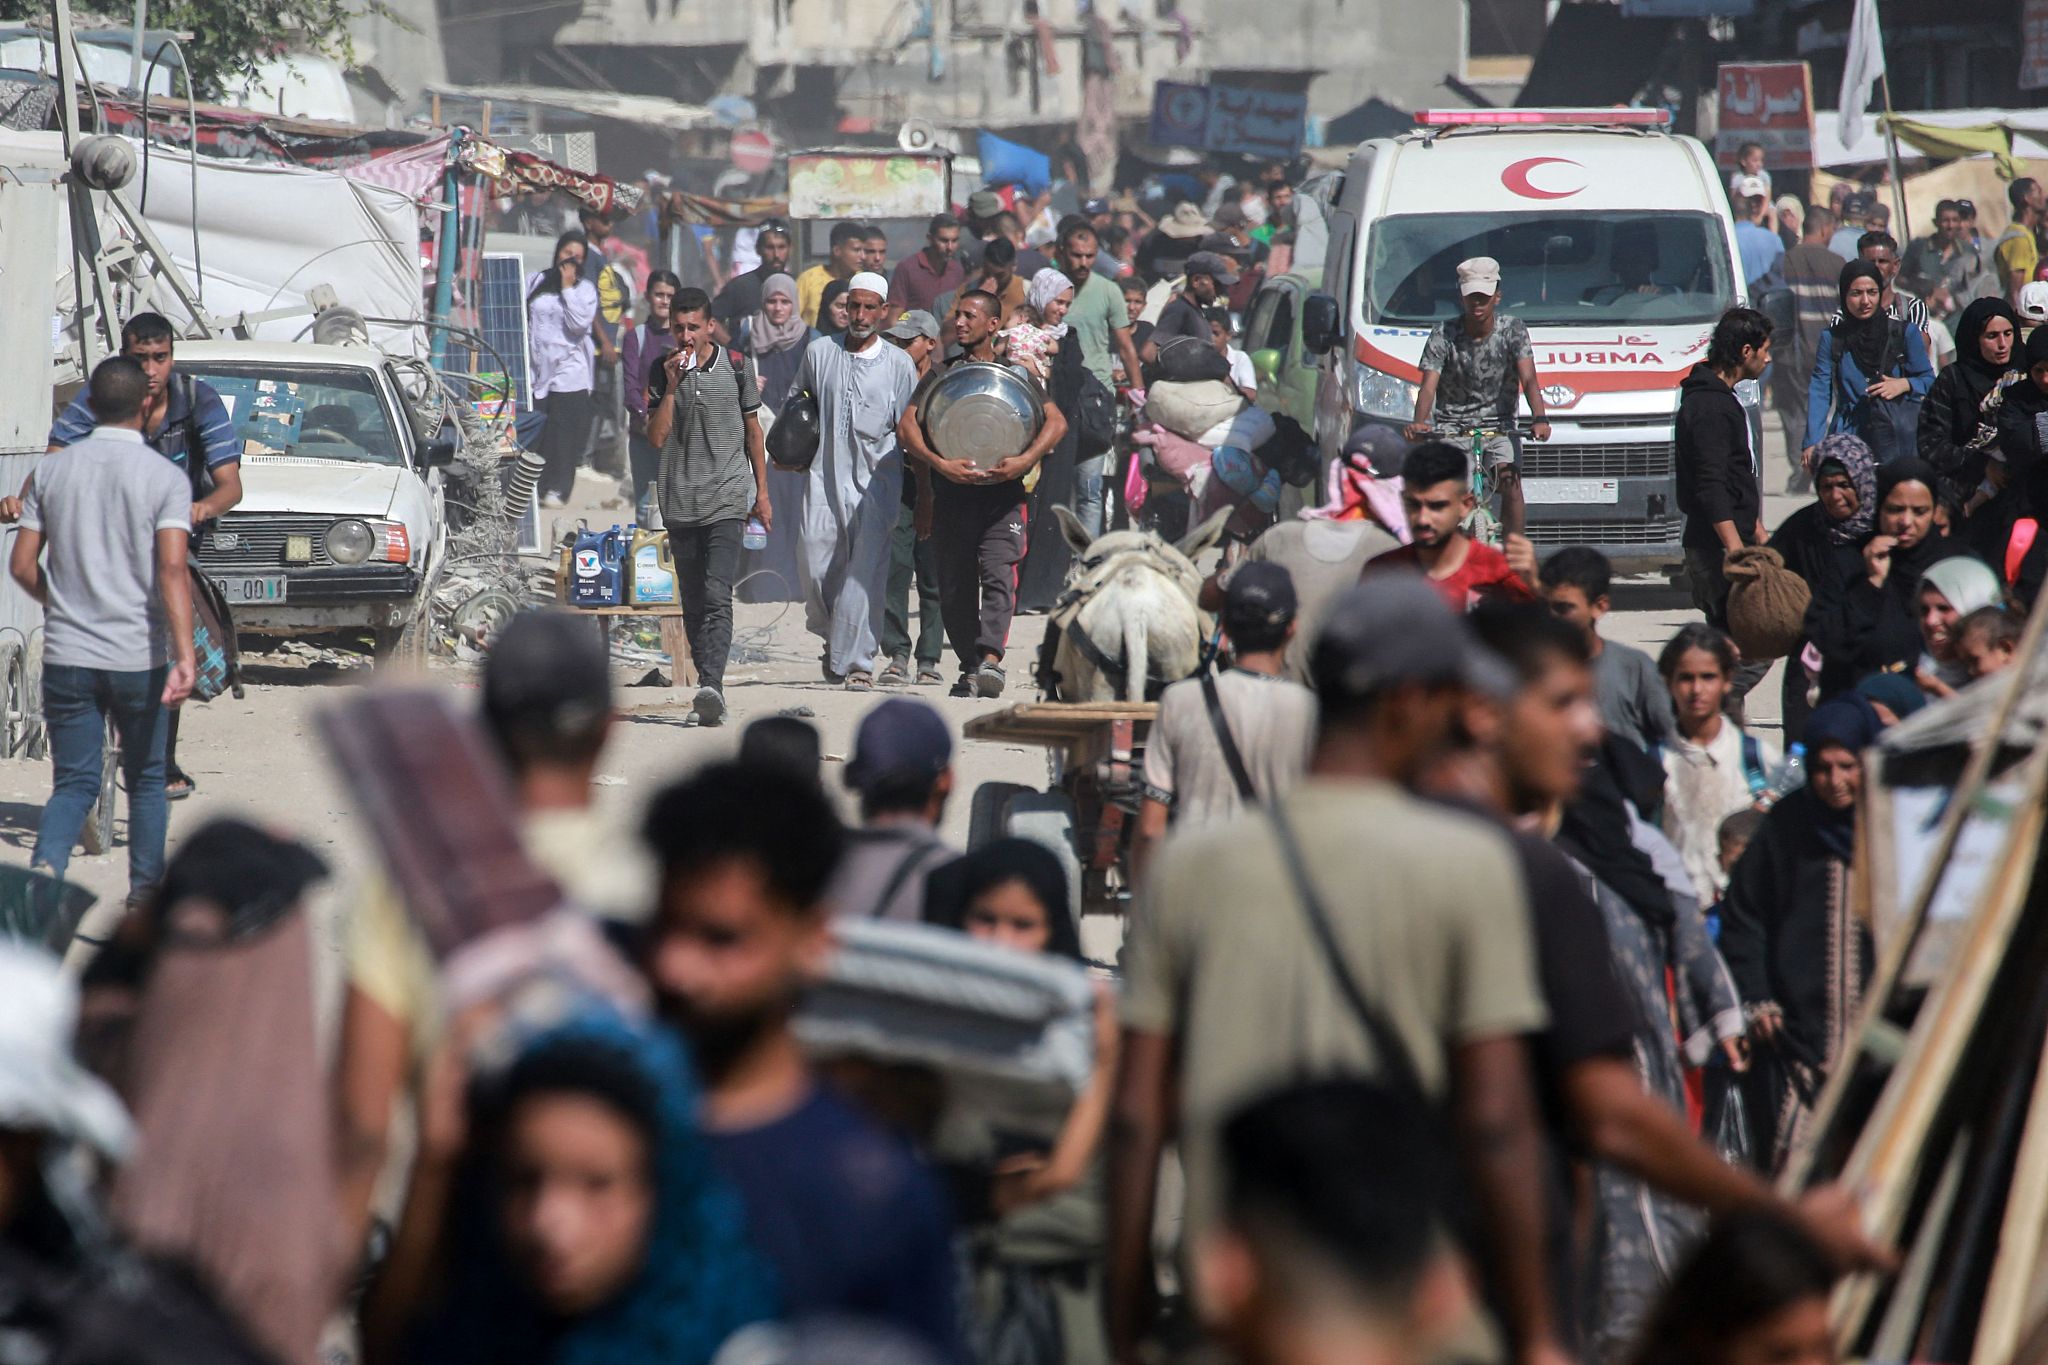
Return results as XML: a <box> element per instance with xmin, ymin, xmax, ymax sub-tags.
<box><xmin>521</xmin><ymin>168</ymin><xmax>1304</xmax><ymax>717</ymax></box>
<box><xmin>22</xmin><ymin>147</ymin><xmax>2048</xmax><ymax>1365</ymax></box>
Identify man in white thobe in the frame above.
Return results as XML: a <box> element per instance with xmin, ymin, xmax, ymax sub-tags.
<box><xmin>793</xmin><ymin>272</ymin><xmax>920</xmax><ymax>687</ymax></box>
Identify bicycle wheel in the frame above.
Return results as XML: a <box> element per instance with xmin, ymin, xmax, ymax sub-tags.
<box><xmin>78</xmin><ymin>719</ymin><xmax>117</xmax><ymax>856</ymax></box>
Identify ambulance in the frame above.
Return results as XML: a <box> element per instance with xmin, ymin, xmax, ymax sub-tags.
<box><xmin>1302</xmin><ymin>108</ymin><xmax>1763</xmax><ymax>570</ymax></box>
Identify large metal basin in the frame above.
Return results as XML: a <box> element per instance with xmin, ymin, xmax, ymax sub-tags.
<box><xmin>917</xmin><ymin>361</ymin><xmax>1045</xmax><ymax>470</ymax></box>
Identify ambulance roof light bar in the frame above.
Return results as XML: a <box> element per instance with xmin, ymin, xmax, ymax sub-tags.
<box><xmin>1414</xmin><ymin>108</ymin><xmax>1673</xmax><ymax>128</ymax></box>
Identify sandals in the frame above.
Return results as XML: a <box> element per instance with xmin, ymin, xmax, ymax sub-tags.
<box><xmin>878</xmin><ymin>659</ymin><xmax>911</xmax><ymax>687</ymax></box>
<box><xmin>844</xmin><ymin>671</ymin><xmax>875</xmax><ymax>692</ymax></box>
<box><xmin>916</xmin><ymin>667</ymin><xmax>945</xmax><ymax>686</ymax></box>
<box><xmin>165</xmin><ymin>766</ymin><xmax>195</xmax><ymax>801</ymax></box>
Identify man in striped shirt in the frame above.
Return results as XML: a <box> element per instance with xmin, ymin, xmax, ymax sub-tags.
<box><xmin>2</xmin><ymin>311</ymin><xmax>241</xmax><ymax>799</ymax></box>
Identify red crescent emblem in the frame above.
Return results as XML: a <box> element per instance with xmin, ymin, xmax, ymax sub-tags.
<box><xmin>1501</xmin><ymin>156</ymin><xmax>1584</xmax><ymax>200</ymax></box>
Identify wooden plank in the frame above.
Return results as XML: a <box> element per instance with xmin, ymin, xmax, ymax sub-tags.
<box><xmin>962</xmin><ymin>702</ymin><xmax>1158</xmax><ymax>747</ymax></box>
<box><xmin>658</xmin><ymin>614</ymin><xmax>694</xmax><ymax>688</ymax></box>
<box><xmin>1971</xmin><ymin>1027</ymin><xmax>2048</xmax><ymax>1365</ymax></box>
<box><xmin>1866</xmin><ymin>1134</ymin><xmax>1968</xmax><ymax>1360</ymax></box>
<box><xmin>1801</xmin><ymin>753</ymin><xmax>2048</xmax><ymax>1288</ymax></box>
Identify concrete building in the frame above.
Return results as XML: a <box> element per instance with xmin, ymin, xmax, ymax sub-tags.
<box><xmin>1205</xmin><ymin>0</ymin><xmax>1541</xmax><ymax>122</ymax></box>
<box><xmin>440</xmin><ymin>0</ymin><xmax>1202</xmax><ymax>145</ymax></box>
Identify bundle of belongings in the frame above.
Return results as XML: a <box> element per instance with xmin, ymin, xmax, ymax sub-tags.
<box><xmin>1133</xmin><ymin>339</ymin><xmax>1315</xmax><ymax>535</ymax></box>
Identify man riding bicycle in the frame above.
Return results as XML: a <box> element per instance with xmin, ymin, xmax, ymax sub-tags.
<box><xmin>1402</xmin><ymin>256</ymin><xmax>1551</xmax><ymax>536</ymax></box>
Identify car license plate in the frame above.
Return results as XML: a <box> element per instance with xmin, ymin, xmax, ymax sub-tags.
<box><xmin>1523</xmin><ymin>478</ymin><xmax>1619</xmax><ymax>506</ymax></box>
<box><xmin>219</xmin><ymin>575</ymin><xmax>287</xmax><ymax>605</ymax></box>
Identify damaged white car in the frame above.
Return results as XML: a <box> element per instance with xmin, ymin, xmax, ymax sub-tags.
<box><xmin>175</xmin><ymin>340</ymin><xmax>455</xmax><ymax>661</ymax></box>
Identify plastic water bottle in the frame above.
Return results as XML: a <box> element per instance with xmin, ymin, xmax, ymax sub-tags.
<box><xmin>743</xmin><ymin>516</ymin><xmax>768</xmax><ymax>552</ymax></box>
<box><xmin>1775</xmin><ymin>743</ymin><xmax>1807</xmax><ymax>797</ymax></box>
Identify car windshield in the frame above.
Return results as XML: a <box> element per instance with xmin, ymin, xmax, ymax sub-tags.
<box><xmin>1363</xmin><ymin>211</ymin><xmax>1735</xmax><ymax>327</ymax></box>
<box><xmin>184</xmin><ymin>364</ymin><xmax>403</xmax><ymax>466</ymax></box>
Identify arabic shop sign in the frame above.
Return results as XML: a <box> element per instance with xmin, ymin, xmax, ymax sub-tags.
<box><xmin>1716</xmin><ymin>62</ymin><xmax>1815</xmax><ymax>170</ymax></box>
<box><xmin>1149</xmin><ymin>82</ymin><xmax>1307</xmax><ymax>160</ymax></box>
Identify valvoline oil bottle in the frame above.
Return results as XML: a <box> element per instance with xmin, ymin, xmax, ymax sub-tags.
<box><xmin>570</xmin><ymin>524</ymin><xmax>626</xmax><ymax>607</ymax></box>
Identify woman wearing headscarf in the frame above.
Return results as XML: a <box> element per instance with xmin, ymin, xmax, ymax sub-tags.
<box><xmin>1803</xmin><ymin>457</ymin><xmax>1987</xmax><ymax>699</ymax></box>
<box><xmin>924</xmin><ymin>839</ymin><xmax>1112</xmax><ymax>1365</ymax></box>
<box><xmin>1719</xmin><ymin>694</ymin><xmax>1882</xmax><ymax>1169</ymax></box>
<box><xmin>737</xmin><ymin>273</ymin><xmax>818</xmax><ymax>606</ymax></box>
<box><xmin>1913</xmin><ymin>555</ymin><xmax>2005</xmax><ymax>697</ymax></box>
<box><xmin>1802</xmin><ymin>259</ymin><xmax>1934</xmax><ymax>467</ymax></box>
<box><xmin>1770</xmin><ymin>433</ymin><xmax>1877</xmax><ymax>739</ymax></box>
<box><xmin>1001</xmin><ymin>268</ymin><xmax>1075</xmax><ymax>384</ymax></box>
<box><xmin>814</xmin><ymin>278</ymin><xmax>852</xmax><ymax>341</ymax></box>
<box><xmin>370</xmin><ymin>1016</ymin><xmax>777</xmax><ymax>1365</ymax></box>
<box><xmin>1918</xmin><ymin>296</ymin><xmax>2021</xmax><ymax>516</ymax></box>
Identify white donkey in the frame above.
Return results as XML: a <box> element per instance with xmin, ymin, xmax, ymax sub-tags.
<box><xmin>1045</xmin><ymin>506</ymin><xmax>1230</xmax><ymax>703</ymax></box>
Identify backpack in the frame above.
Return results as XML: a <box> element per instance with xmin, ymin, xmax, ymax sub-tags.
<box><xmin>177</xmin><ymin>375</ymin><xmax>242</xmax><ymax>703</ymax></box>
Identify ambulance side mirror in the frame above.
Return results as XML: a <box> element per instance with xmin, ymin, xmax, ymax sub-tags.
<box><xmin>1302</xmin><ymin>293</ymin><xmax>1341</xmax><ymax>356</ymax></box>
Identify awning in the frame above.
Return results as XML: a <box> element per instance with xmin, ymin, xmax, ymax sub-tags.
<box><xmin>1818</xmin><ymin>109</ymin><xmax>2048</xmax><ymax>170</ymax></box>
<box><xmin>1515</xmin><ymin>6</ymin><xmax>1673</xmax><ymax>109</ymax></box>
<box><xmin>423</xmin><ymin>83</ymin><xmax>719</xmax><ymax>135</ymax></box>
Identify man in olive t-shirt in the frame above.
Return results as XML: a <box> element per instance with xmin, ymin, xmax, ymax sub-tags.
<box><xmin>1106</xmin><ymin>575</ymin><xmax>1562</xmax><ymax>1365</ymax></box>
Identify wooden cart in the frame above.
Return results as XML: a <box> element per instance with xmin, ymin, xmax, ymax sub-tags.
<box><xmin>962</xmin><ymin>701</ymin><xmax>1157</xmax><ymax>919</ymax></box>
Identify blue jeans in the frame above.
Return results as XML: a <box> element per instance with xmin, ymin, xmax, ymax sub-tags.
<box><xmin>34</xmin><ymin>663</ymin><xmax>170</xmax><ymax>896</ymax></box>
<box><xmin>1075</xmin><ymin>453</ymin><xmax>1108</xmax><ymax>540</ymax></box>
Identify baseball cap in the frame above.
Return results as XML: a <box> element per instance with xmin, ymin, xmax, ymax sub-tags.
<box><xmin>845</xmin><ymin>698</ymin><xmax>953</xmax><ymax>795</ymax></box>
<box><xmin>1456</xmin><ymin>256</ymin><xmax>1502</xmax><ymax>297</ymax></box>
<box><xmin>2020</xmin><ymin>281</ymin><xmax>2048</xmax><ymax>326</ymax></box>
<box><xmin>967</xmin><ymin>189</ymin><xmax>1004</xmax><ymax>220</ymax></box>
<box><xmin>1223</xmin><ymin>562</ymin><xmax>1298</xmax><ymax>635</ymax></box>
<box><xmin>1735</xmin><ymin>174</ymin><xmax>1769</xmax><ymax>200</ymax></box>
<box><xmin>885</xmin><ymin>309</ymin><xmax>940</xmax><ymax>341</ymax></box>
<box><xmin>757</xmin><ymin>216</ymin><xmax>793</xmax><ymax>240</ymax></box>
<box><xmin>1198</xmin><ymin>231</ymin><xmax>1253</xmax><ymax>262</ymax></box>
<box><xmin>1310</xmin><ymin>576</ymin><xmax>1515</xmax><ymax>702</ymax></box>
<box><xmin>1184</xmin><ymin>251</ymin><xmax>1241</xmax><ymax>286</ymax></box>
<box><xmin>1844</xmin><ymin>190</ymin><xmax>1877</xmax><ymax>217</ymax></box>
<box><xmin>484</xmin><ymin>609</ymin><xmax>612</xmax><ymax>740</ymax></box>
<box><xmin>1211</xmin><ymin>202</ymin><xmax>1248</xmax><ymax>229</ymax></box>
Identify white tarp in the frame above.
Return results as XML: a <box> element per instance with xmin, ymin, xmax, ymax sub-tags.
<box><xmin>128</xmin><ymin>142</ymin><xmax>426</xmax><ymax>355</ymax></box>
<box><xmin>1812</xmin><ymin>108</ymin><xmax>2048</xmax><ymax>168</ymax></box>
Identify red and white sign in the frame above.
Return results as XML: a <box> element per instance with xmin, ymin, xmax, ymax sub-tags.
<box><xmin>730</xmin><ymin>127</ymin><xmax>777</xmax><ymax>176</ymax></box>
<box><xmin>1716</xmin><ymin>62</ymin><xmax>1815</xmax><ymax>170</ymax></box>
<box><xmin>2024</xmin><ymin>0</ymin><xmax>2048</xmax><ymax>91</ymax></box>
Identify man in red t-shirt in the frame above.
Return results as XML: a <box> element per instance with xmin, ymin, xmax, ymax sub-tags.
<box><xmin>1367</xmin><ymin>439</ymin><xmax>1537</xmax><ymax>610</ymax></box>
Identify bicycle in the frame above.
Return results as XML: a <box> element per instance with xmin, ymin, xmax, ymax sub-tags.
<box><xmin>1416</xmin><ymin>421</ymin><xmax>1536</xmax><ymax>547</ymax></box>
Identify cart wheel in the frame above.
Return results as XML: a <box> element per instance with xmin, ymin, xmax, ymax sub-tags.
<box><xmin>79</xmin><ymin>719</ymin><xmax>117</xmax><ymax>856</ymax></box>
<box><xmin>22</xmin><ymin>636</ymin><xmax>45</xmax><ymax>759</ymax></box>
<box><xmin>968</xmin><ymin>780</ymin><xmax>1032</xmax><ymax>851</ymax></box>
<box><xmin>0</xmin><ymin>641</ymin><xmax>25</xmax><ymax>759</ymax></box>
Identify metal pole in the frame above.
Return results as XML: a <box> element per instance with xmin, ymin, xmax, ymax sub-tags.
<box><xmin>429</xmin><ymin>131</ymin><xmax>462</xmax><ymax>369</ymax></box>
<box><xmin>52</xmin><ymin>0</ymin><xmax>109</xmax><ymax>368</ymax></box>
<box><xmin>1879</xmin><ymin>72</ymin><xmax>1910</xmax><ymax>239</ymax></box>
<box><xmin>127</xmin><ymin>0</ymin><xmax>144</xmax><ymax>91</ymax></box>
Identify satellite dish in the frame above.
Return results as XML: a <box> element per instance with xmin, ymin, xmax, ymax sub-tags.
<box><xmin>898</xmin><ymin>118</ymin><xmax>939</xmax><ymax>153</ymax></box>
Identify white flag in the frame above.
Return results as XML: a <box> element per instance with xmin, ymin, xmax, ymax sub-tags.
<box><xmin>1840</xmin><ymin>0</ymin><xmax>1886</xmax><ymax>147</ymax></box>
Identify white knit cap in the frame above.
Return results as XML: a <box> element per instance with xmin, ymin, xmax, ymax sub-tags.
<box><xmin>847</xmin><ymin>271</ymin><xmax>889</xmax><ymax>299</ymax></box>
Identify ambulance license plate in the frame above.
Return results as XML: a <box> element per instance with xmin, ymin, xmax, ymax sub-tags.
<box><xmin>1523</xmin><ymin>478</ymin><xmax>1619</xmax><ymax>506</ymax></box>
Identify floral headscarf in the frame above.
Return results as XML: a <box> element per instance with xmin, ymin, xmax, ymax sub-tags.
<box><xmin>1809</xmin><ymin>432</ymin><xmax>1877</xmax><ymax>545</ymax></box>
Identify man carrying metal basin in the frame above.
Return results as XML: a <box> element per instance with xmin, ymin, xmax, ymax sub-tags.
<box><xmin>897</xmin><ymin>290</ymin><xmax>1068</xmax><ymax>699</ymax></box>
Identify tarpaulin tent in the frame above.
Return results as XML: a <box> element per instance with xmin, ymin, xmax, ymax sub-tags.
<box><xmin>122</xmin><ymin>142</ymin><xmax>427</xmax><ymax>355</ymax></box>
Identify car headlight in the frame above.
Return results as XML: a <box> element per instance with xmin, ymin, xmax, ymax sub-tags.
<box><xmin>1353</xmin><ymin>367</ymin><xmax>1419</xmax><ymax>421</ymax></box>
<box><xmin>325</xmin><ymin>518</ymin><xmax>376</xmax><ymax>564</ymax></box>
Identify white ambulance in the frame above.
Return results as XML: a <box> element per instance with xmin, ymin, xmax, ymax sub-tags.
<box><xmin>1302</xmin><ymin>108</ymin><xmax>1764</xmax><ymax>570</ymax></box>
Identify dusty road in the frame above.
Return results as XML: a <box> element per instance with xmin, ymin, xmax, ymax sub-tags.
<box><xmin>0</xmin><ymin>432</ymin><xmax>1809</xmax><ymax>955</ymax></box>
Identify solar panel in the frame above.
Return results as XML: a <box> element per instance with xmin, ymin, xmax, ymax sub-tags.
<box><xmin>476</xmin><ymin>252</ymin><xmax>532</xmax><ymax>414</ymax></box>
